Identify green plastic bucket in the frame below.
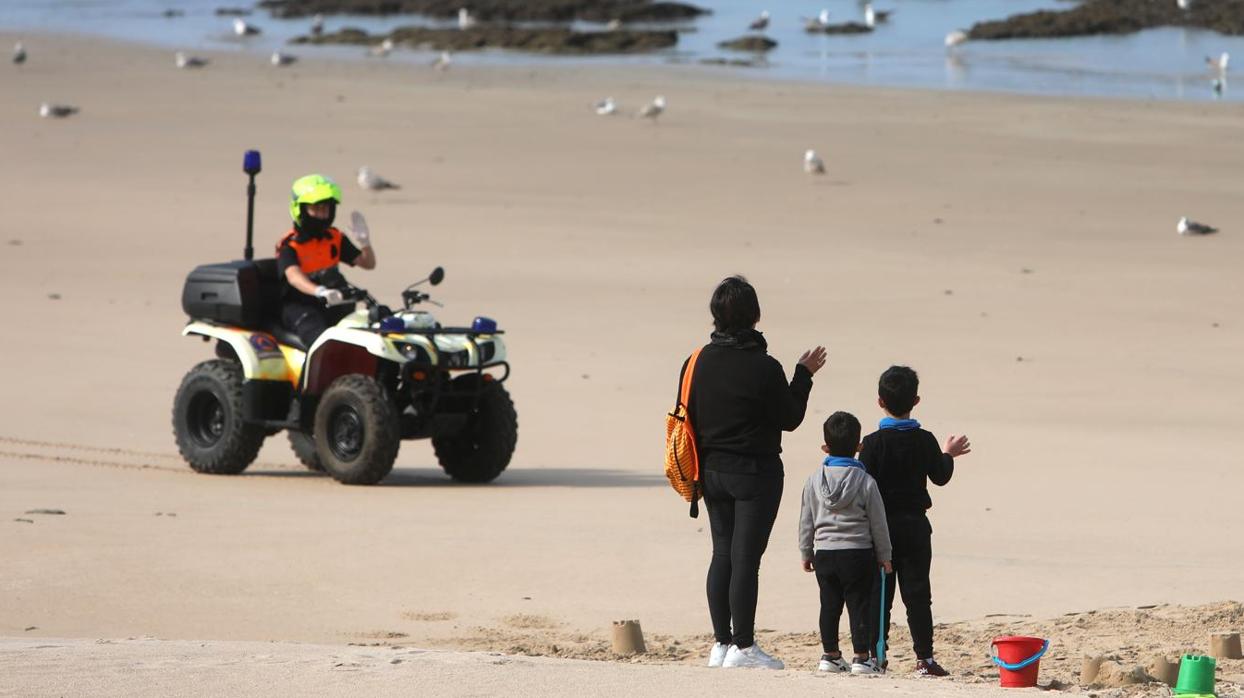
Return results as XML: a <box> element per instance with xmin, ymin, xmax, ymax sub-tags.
<box><xmin>1174</xmin><ymin>654</ymin><xmax>1216</xmax><ymax>696</ymax></box>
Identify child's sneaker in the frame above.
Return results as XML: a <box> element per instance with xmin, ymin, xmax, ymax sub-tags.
<box><xmin>850</xmin><ymin>657</ymin><xmax>885</xmax><ymax>675</ymax></box>
<box><xmin>707</xmin><ymin>642</ymin><xmax>731</xmax><ymax>668</ymax></box>
<box><xmin>817</xmin><ymin>654</ymin><xmax>851</xmax><ymax>673</ymax></box>
<box><xmin>722</xmin><ymin>643</ymin><xmax>785</xmax><ymax>670</ymax></box>
<box><xmin>915</xmin><ymin>658</ymin><xmax>950</xmax><ymax>677</ymax></box>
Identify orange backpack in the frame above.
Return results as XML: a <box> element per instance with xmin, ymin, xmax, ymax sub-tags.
<box><xmin>665</xmin><ymin>347</ymin><xmax>704</xmax><ymax>518</ymax></box>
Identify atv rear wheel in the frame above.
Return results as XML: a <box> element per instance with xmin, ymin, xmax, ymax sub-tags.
<box><xmin>172</xmin><ymin>359</ymin><xmax>266</xmax><ymax>474</ymax></box>
<box><xmin>313</xmin><ymin>374</ymin><xmax>400</xmax><ymax>485</ymax></box>
<box><xmin>433</xmin><ymin>376</ymin><xmax>517</xmax><ymax>483</ymax></box>
<box><xmin>288</xmin><ymin>431</ymin><xmax>323</xmax><ymax>472</ymax></box>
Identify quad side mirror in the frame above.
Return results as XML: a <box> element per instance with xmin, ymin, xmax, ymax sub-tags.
<box><xmin>429</xmin><ymin>267</ymin><xmax>445</xmax><ymax>286</ymax></box>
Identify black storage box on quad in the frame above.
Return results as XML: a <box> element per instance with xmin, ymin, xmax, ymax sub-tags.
<box><xmin>181</xmin><ymin>259</ymin><xmax>280</xmax><ymax>328</ymax></box>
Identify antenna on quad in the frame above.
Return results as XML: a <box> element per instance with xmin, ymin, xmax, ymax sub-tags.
<box><xmin>242</xmin><ymin>150</ymin><xmax>262</xmax><ymax>261</ymax></box>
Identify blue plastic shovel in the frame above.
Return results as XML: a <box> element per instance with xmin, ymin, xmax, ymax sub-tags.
<box><xmin>876</xmin><ymin>568</ymin><xmax>888</xmax><ymax>670</ymax></box>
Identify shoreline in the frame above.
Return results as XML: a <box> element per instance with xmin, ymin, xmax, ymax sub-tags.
<box><xmin>4</xmin><ymin>27</ymin><xmax>1242</xmax><ymax>106</ymax></box>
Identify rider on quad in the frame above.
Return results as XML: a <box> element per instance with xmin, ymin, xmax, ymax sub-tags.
<box><xmin>278</xmin><ymin>174</ymin><xmax>377</xmax><ymax>346</ymax></box>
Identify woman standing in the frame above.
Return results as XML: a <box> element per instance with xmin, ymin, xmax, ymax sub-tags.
<box><xmin>686</xmin><ymin>276</ymin><xmax>827</xmax><ymax>669</ymax></box>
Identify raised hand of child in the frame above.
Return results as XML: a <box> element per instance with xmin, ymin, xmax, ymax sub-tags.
<box><xmin>944</xmin><ymin>434</ymin><xmax>971</xmax><ymax>458</ymax></box>
<box><xmin>801</xmin><ymin>560</ymin><xmax>815</xmax><ymax>573</ymax></box>
<box><xmin>797</xmin><ymin>346</ymin><xmax>828</xmax><ymax>375</ymax></box>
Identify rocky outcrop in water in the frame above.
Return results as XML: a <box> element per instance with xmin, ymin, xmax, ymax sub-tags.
<box><xmin>805</xmin><ymin>22</ymin><xmax>872</xmax><ymax>35</ymax></box>
<box><xmin>293</xmin><ymin>26</ymin><xmax>679</xmax><ymax>53</ymax></box>
<box><xmin>261</xmin><ymin>0</ymin><xmax>707</xmax><ymax>23</ymax></box>
<box><xmin>716</xmin><ymin>35</ymin><xmax>777</xmax><ymax>52</ymax></box>
<box><xmin>968</xmin><ymin>0</ymin><xmax>1244</xmax><ymax>39</ymax></box>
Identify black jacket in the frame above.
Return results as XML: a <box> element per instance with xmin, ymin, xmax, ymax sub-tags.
<box><xmin>859</xmin><ymin>427</ymin><xmax>954</xmax><ymax>519</ymax></box>
<box><xmin>682</xmin><ymin>330</ymin><xmax>813</xmax><ymax>476</ymax></box>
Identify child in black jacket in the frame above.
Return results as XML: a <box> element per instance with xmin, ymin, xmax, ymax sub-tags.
<box><xmin>859</xmin><ymin>365</ymin><xmax>970</xmax><ymax>677</ymax></box>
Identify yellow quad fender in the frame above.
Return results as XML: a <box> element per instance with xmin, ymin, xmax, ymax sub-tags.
<box><xmin>182</xmin><ymin>322</ymin><xmax>305</xmax><ymax>385</ymax></box>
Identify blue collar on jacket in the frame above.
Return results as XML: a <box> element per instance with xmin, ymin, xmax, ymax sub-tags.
<box><xmin>822</xmin><ymin>456</ymin><xmax>865</xmax><ymax>469</ymax></box>
<box><xmin>879</xmin><ymin>417</ymin><xmax>921</xmax><ymax>431</ymax></box>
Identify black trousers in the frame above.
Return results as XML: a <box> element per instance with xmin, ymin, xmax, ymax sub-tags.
<box><xmin>703</xmin><ymin>469</ymin><xmax>783</xmax><ymax>649</ymax></box>
<box><xmin>814</xmin><ymin>548</ymin><xmax>876</xmax><ymax>655</ymax></box>
<box><xmin>280</xmin><ymin>299</ymin><xmax>352</xmax><ymax>347</ymax></box>
<box><xmin>871</xmin><ymin>513</ymin><xmax>935</xmax><ymax>659</ymax></box>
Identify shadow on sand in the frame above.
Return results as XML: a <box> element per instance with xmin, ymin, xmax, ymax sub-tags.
<box><xmin>244</xmin><ymin>466</ymin><xmax>666</xmax><ymax>489</ymax></box>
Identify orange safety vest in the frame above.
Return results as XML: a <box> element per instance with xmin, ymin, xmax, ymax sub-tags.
<box><xmin>276</xmin><ymin>227</ymin><xmax>343</xmax><ymax>275</ymax></box>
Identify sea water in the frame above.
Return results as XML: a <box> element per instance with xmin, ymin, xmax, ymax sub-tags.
<box><xmin>4</xmin><ymin>0</ymin><xmax>1243</xmax><ymax>102</ymax></box>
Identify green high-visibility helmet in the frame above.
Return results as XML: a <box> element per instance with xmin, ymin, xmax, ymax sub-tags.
<box><xmin>289</xmin><ymin>174</ymin><xmax>342</xmax><ymax>223</ymax></box>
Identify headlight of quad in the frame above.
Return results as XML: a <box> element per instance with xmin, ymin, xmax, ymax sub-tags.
<box><xmin>393</xmin><ymin>342</ymin><xmax>430</xmax><ymax>362</ymax></box>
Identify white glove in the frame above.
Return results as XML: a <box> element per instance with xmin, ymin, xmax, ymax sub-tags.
<box><xmin>350</xmin><ymin>210</ymin><xmax>371</xmax><ymax>248</ymax></box>
<box><xmin>315</xmin><ymin>286</ymin><xmax>344</xmax><ymax>305</ymax></box>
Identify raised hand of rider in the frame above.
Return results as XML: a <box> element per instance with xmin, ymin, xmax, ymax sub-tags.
<box><xmin>315</xmin><ymin>286</ymin><xmax>344</xmax><ymax>305</ymax></box>
<box><xmin>349</xmin><ymin>210</ymin><xmax>371</xmax><ymax>248</ymax></box>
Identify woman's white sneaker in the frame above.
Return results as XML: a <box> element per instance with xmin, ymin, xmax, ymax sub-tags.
<box><xmin>707</xmin><ymin>642</ymin><xmax>731</xmax><ymax>668</ymax></box>
<box><xmin>817</xmin><ymin>654</ymin><xmax>851</xmax><ymax>673</ymax></box>
<box><xmin>722</xmin><ymin>643</ymin><xmax>785</xmax><ymax>670</ymax></box>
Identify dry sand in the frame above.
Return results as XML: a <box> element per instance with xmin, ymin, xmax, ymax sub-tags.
<box><xmin>2</xmin><ymin>33</ymin><xmax>1243</xmax><ymax>697</ymax></box>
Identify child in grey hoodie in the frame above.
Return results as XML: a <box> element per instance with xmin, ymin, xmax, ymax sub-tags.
<box><xmin>799</xmin><ymin>411</ymin><xmax>893</xmax><ymax>675</ymax></box>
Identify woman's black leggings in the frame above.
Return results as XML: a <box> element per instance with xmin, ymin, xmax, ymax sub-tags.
<box><xmin>703</xmin><ymin>470</ymin><xmax>784</xmax><ymax>649</ymax></box>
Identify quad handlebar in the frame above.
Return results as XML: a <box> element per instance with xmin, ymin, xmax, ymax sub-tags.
<box><xmin>319</xmin><ymin>265</ymin><xmax>446</xmax><ymax>320</ymax></box>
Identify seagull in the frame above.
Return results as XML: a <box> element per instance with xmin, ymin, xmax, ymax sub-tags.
<box><xmin>803</xmin><ymin>9</ymin><xmax>831</xmax><ymax>30</ymax></box>
<box><xmin>458</xmin><ymin>7</ymin><xmax>477</xmax><ymax>30</ymax></box>
<box><xmin>271</xmin><ymin>51</ymin><xmax>297</xmax><ymax>66</ymax></box>
<box><xmin>639</xmin><ymin>95</ymin><xmax>666</xmax><ymax>120</ymax></box>
<box><xmin>864</xmin><ymin>4</ymin><xmax>876</xmax><ymax>28</ymax></box>
<box><xmin>13</xmin><ymin>42</ymin><xmax>26</xmax><ymax>65</ymax></box>
<box><xmin>1177</xmin><ymin>0</ymin><xmax>1190</xmax><ymax>10</ymax></box>
<box><xmin>432</xmin><ymin>50</ymin><xmax>451</xmax><ymax>71</ymax></box>
<box><xmin>310</xmin><ymin>13</ymin><xmax>325</xmax><ymax>36</ymax></box>
<box><xmin>369</xmin><ymin>38</ymin><xmax>394</xmax><ymax>57</ymax></box>
<box><xmin>594</xmin><ymin>96</ymin><xmax>617</xmax><ymax>115</ymax></box>
<box><xmin>1177</xmin><ymin>216</ymin><xmax>1217</xmax><ymax>235</ymax></box>
<box><xmin>233</xmin><ymin>18</ymin><xmax>260</xmax><ymax>36</ymax></box>
<box><xmin>605</xmin><ymin>19</ymin><xmax>622</xmax><ymax>31</ymax></box>
<box><xmin>749</xmin><ymin>10</ymin><xmax>770</xmax><ymax>31</ymax></box>
<box><xmin>175</xmin><ymin>52</ymin><xmax>208</xmax><ymax>69</ymax></box>
<box><xmin>945</xmin><ymin>30</ymin><xmax>968</xmax><ymax>48</ymax></box>
<box><xmin>1206</xmin><ymin>52</ymin><xmax>1229</xmax><ymax>72</ymax></box>
<box><xmin>357</xmin><ymin>166</ymin><xmax>400</xmax><ymax>191</ymax></box>
<box><xmin>804</xmin><ymin>149</ymin><xmax>826</xmax><ymax>174</ymax></box>
<box><xmin>39</xmin><ymin>103</ymin><xmax>78</xmax><ymax>118</ymax></box>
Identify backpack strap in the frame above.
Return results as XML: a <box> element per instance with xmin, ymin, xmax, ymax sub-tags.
<box><xmin>678</xmin><ymin>347</ymin><xmax>702</xmax><ymax>409</ymax></box>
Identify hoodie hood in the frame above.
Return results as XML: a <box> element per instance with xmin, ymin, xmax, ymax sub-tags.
<box><xmin>820</xmin><ymin>466</ymin><xmax>867</xmax><ymax>512</ymax></box>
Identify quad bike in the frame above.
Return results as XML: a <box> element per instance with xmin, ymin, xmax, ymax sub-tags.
<box><xmin>171</xmin><ymin>150</ymin><xmax>516</xmax><ymax>485</ymax></box>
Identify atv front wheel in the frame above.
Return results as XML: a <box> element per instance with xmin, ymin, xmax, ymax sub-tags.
<box><xmin>288</xmin><ymin>431</ymin><xmax>323</xmax><ymax>472</ymax></box>
<box><xmin>433</xmin><ymin>377</ymin><xmax>517</xmax><ymax>483</ymax></box>
<box><xmin>172</xmin><ymin>359</ymin><xmax>266</xmax><ymax>474</ymax></box>
<box><xmin>313</xmin><ymin>374</ymin><xmax>400</xmax><ymax>485</ymax></box>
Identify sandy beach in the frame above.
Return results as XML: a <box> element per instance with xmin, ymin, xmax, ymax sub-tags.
<box><xmin>2</xmin><ymin>32</ymin><xmax>1243</xmax><ymax>696</ymax></box>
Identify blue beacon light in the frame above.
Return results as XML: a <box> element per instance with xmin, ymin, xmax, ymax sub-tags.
<box><xmin>472</xmin><ymin>317</ymin><xmax>498</xmax><ymax>334</ymax></box>
<box><xmin>243</xmin><ymin>150</ymin><xmax>262</xmax><ymax>175</ymax></box>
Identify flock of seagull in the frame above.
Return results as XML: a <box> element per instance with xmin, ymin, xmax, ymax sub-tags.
<box><xmin>6</xmin><ymin>5</ymin><xmax>1234</xmax><ymax>228</ymax></box>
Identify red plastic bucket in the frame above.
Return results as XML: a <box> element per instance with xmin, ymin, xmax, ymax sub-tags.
<box><xmin>991</xmin><ymin>636</ymin><xmax>1049</xmax><ymax>688</ymax></box>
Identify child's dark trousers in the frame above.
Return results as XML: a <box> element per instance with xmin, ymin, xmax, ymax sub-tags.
<box><xmin>872</xmin><ymin>512</ymin><xmax>934</xmax><ymax>659</ymax></box>
<box><xmin>814</xmin><ymin>548</ymin><xmax>876</xmax><ymax>655</ymax></box>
